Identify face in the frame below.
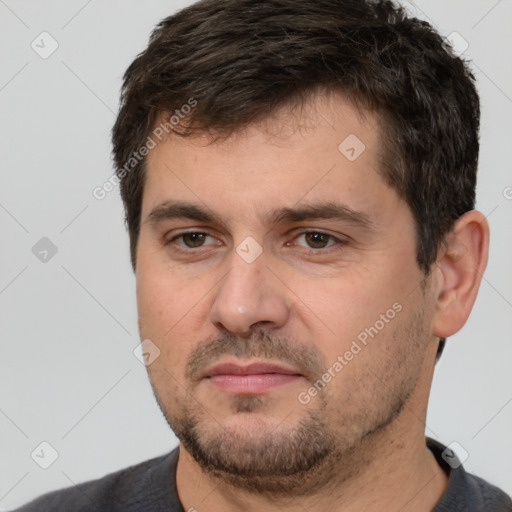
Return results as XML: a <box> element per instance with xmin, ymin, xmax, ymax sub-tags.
<box><xmin>135</xmin><ymin>93</ymin><xmax>437</xmax><ymax>493</ymax></box>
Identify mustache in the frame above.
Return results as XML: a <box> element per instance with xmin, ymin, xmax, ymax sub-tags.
<box><xmin>185</xmin><ymin>330</ymin><xmax>326</xmax><ymax>384</ymax></box>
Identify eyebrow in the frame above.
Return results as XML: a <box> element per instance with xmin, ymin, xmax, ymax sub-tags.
<box><xmin>146</xmin><ymin>200</ymin><xmax>376</xmax><ymax>232</ymax></box>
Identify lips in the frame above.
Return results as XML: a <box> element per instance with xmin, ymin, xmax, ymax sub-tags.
<box><xmin>202</xmin><ymin>360</ymin><xmax>303</xmax><ymax>394</ymax></box>
<box><xmin>204</xmin><ymin>361</ymin><xmax>302</xmax><ymax>377</ymax></box>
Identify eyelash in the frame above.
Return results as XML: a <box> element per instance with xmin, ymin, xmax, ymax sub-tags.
<box><xmin>165</xmin><ymin>230</ymin><xmax>347</xmax><ymax>254</ymax></box>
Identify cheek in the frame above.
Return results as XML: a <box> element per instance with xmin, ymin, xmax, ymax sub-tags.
<box><xmin>136</xmin><ymin>257</ymin><xmax>193</xmax><ymax>330</ymax></box>
<box><xmin>136</xmin><ymin>269</ymin><xmax>196</xmax><ymax>371</ymax></box>
<box><xmin>298</xmin><ymin>262</ymin><xmax>422</xmax><ymax>394</ymax></box>
<box><xmin>298</xmin><ymin>271</ymin><xmax>400</xmax><ymax>350</ymax></box>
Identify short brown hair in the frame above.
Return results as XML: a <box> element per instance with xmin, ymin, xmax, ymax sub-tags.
<box><xmin>112</xmin><ymin>0</ymin><xmax>480</xmax><ymax>278</ymax></box>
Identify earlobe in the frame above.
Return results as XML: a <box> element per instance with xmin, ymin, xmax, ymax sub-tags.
<box><xmin>432</xmin><ymin>210</ymin><xmax>490</xmax><ymax>338</ymax></box>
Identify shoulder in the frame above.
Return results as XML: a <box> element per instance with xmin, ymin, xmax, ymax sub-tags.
<box><xmin>463</xmin><ymin>473</ymin><xmax>512</xmax><ymax>511</ymax></box>
<box><xmin>436</xmin><ymin>471</ymin><xmax>512</xmax><ymax>511</ymax></box>
<box><xmin>10</xmin><ymin>449</ymin><xmax>179</xmax><ymax>512</ymax></box>
<box><xmin>427</xmin><ymin>438</ymin><xmax>512</xmax><ymax>512</ymax></box>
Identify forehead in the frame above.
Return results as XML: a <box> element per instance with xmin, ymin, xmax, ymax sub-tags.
<box><xmin>142</xmin><ymin>92</ymin><xmax>396</xmax><ymax>226</ymax></box>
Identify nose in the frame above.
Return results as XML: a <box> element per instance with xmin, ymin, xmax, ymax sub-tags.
<box><xmin>209</xmin><ymin>250</ymin><xmax>290</xmax><ymax>337</ymax></box>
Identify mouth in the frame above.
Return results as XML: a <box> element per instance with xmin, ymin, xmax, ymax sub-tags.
<box><xmin>202</xmin><ymin>359</ymin><xmax>304</xmax><ymax>394</ymax></box>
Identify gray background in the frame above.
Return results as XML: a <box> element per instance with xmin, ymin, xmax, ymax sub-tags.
<box><xmin>0</xmin><ymin>0</ymin><xmax>511</xmax><ymax>508</ymax></box>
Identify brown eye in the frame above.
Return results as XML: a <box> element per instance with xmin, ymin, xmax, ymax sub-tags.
<box><xmin>304</xmin><ymin>232</ymin><xmax>331</xmax><ymax>249</ymax></box>
<box><xmin>181</xmin><ymin>232</ymin><xmax>207</xmax><ymax>248</ymax></box>
<box><xmin>292</xmin><ymin>231</ymin><xmax>339</xmax><ymax>250</ymax></box>
<box><xmin>166</xmin><ymin>231</ymin><xmax>221</xmax><ymax>252</ymax></box>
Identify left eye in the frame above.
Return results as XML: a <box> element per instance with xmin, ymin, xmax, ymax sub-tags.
<box><xmin>172</xmin><ymin>232</ymin><xmax>216</xmax><ymax>248</ymax></box>
<box><xmin>293</xmin><ymin>232</ymin><xmax>339</xmax><ymax>249</ymax></box>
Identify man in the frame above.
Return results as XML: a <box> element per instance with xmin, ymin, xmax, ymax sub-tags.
<box><xmin>14</xmin><ymin>0</ymin><xmax>512</xmax><ymax>510</ymax></box>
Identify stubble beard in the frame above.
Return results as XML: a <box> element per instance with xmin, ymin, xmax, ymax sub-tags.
<box><xmin>148</xmin><ymin>304</ymin><xmax>429</xmax><ymax>496</ymax></box>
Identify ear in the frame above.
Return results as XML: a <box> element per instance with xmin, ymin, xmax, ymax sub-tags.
<box><xmin>431</xmin><ymin>210</ymin><xmax>490</xmax><ymax>338</ymax></box>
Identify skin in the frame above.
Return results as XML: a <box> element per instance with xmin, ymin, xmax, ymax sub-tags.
<box><xmin>135</xmin><ymin>92</ymin><xmax>489</xmax><ymax>511</ymax></box>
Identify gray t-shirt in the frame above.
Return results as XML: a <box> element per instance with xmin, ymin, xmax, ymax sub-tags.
<box><xmin>11</xmin><ymin>438</ymin><xmax>512</xmax><ymax>511</ymax></box>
